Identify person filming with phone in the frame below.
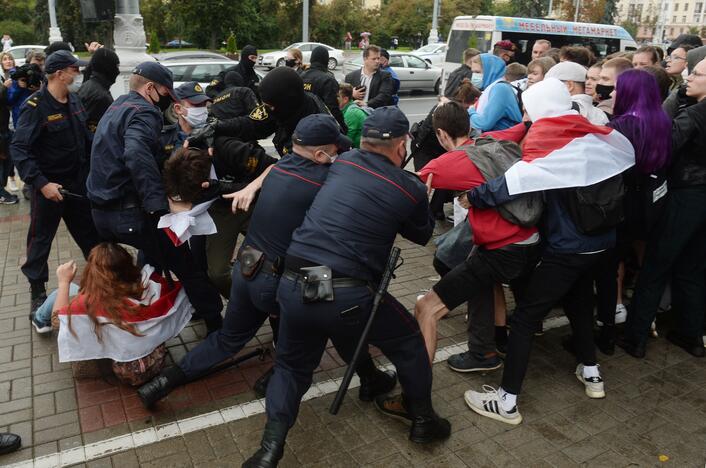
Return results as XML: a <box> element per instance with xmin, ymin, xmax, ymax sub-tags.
<box><xmin>344</xmin><ymin>44</ymin><xmax>394</xmax><ymax>108</ymax></box>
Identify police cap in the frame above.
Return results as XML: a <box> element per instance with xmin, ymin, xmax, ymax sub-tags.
<box><xmin>362</xmin><ymin>106</ymin><xmax>409</xmax><ymax>140</ymax></box>
<box><xmin>44</xmin><ymin>50</ymin><xmax>87</xmax><ymax>74</ymax></box>
<box><xmin>293</xmin><ymin>114</ymin><xmax>351</xmax><ymax>151</ymax></box>
<box><xmin>174</xmin><ymin>81</ymin><xmax>210</xmax><ymax>104</ymax></box>
<box><xmin>132</xmin><ymin>61</ymin><xmax>174</xmax><ymax>91</ymax></box>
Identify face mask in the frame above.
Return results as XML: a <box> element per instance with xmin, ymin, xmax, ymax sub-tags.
<box><xmin>67</xmin><ymin>73</ymin><xmax>82</xmax><ymax>93</ymax></box>
<box><xmin>285</xmin><ymin>59</ymin><xmax>297</xmax><ymax>68</ymax></box>
<box><xmin>183</xmin><ymin>106</ymin><xmax>209</xmax><ymax>128</ymax></box>
<box><xmin>150</xmin><ymin>87</ymin><xmax>172</xmax><ymax>112</ymax></box>
<box><xmin>595</xmin><ymin>84</ymin><xmax>614</xmax><ymax>100</ymax></box>
<box><xmin>322</xmin><ymin>150</ymin><xmax>337</xmax><ymax>164</ymax></box>
<box><xmin>471</xmin><ymin>73</ymin><xmax>483</xmax><ymax>89</ymax></box>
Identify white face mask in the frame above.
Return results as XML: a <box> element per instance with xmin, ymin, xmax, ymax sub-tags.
<box><xmin>67</xmin><ymin>72</ymin><xmax>82</xmax><ymax>93</ymax></box>
<box><xmin>183</xmin><ymin>106</ymin><xmax>209</xmax><ymax>128</ymax></box>
<box><xmin>322</xmin><ymin>150</ymin><xmax>337</xmax><ymax>164</ymax></box>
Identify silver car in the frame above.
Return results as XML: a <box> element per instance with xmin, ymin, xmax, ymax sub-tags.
<box><xmin>161</xmin><ymin>60</ymin><xmax>264</xmax><ymax>89</ymax></box>
<box><xmin>343</xmin><ymin>52</ymin><xmax>442</xmax><ymax>93</ymax></box>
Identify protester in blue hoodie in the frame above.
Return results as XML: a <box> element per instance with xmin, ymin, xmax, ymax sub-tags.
<box><xmin>468</xmin><ymin>53</ymin><xmax>522</xmax><ymax>131</ymax></box>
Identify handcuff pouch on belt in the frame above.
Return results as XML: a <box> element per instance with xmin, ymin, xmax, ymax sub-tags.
<box><xmin>239</xmin><ymin>245</ymin><xmax>265</xmax><ymax>279</ymax></box>
<box><xmin>301</xmin><ymin>266</ymin><xmax>334</xmax><ymax>303</ymax></box>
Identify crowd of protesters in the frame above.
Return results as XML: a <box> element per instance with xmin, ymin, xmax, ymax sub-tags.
<box><xmin>0</xmin><ymin>33</ymin><xmax>704</xmax><ymax>465</ymax></box>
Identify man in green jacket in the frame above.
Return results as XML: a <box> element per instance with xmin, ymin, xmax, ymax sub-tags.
<box><xmin>338</xmin><ymin>83</ymin><xmax>367</xmax><ymax>148</ymax></box>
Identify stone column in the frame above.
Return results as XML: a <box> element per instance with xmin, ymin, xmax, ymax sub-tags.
<box><xmin>111</xmin><ymin>0</ymin><xmax>155</xmax><ymax>97</ymax></box>
<box><xmin>48</xmin><ymin>0</ymin><xmax>63</xmax><ymax>43</ymax></box>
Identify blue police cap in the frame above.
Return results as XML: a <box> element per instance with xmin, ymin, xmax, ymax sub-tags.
<box><xmin>362</xmin><ymin>106</ymin><xmax>409</xmax><ymax>140</ymax></box>
<box><xmin>44</xmin><ymin>50</ymin><xmax>87</xmax><ymax>74</ymax></box>
<box><xmin>292</xmin><ymin>114</ymin><xmax>351</xmax><ymax>151</ymax></box>
<box><xmin>132</xmin><ymin>61</ymin><xmax>174</xmax><ymax>91</ymax></box>
<box><xmin>174</xmin><ymin>81</ymin><xmax>210</xmax><ymax>104</ymax></box>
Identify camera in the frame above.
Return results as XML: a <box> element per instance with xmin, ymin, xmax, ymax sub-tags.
<box><xmin>10</xmin><ymin>63</ymin><xmax>44</xmax><ymax>89</ymax></box>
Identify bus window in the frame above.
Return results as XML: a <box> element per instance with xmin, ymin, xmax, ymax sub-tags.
<box><xmin>446</xmin><ymin>30</ymin><xmax>493</xmax><ymax>63</ymax></box>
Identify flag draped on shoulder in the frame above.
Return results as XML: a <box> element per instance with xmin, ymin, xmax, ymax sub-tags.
<box><xmin>504</xmin><ymin>114</ymin><xmax>635</xmax><ymax>196</ymax></box>
<box><xmin>57</xmin><ymin>266</ymin><xmax>193</xmax><ymax>363</ymax></box>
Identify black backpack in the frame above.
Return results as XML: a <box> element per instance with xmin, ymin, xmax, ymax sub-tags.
<box><xmin>563</xmin><ymin>174</ymin><xmax>626</xmax><ymax>235</ymax></box>
<box><xmin>498</xmin><ymin>81</ymin><xmax>524</xmax><ymax>116</ymax></box>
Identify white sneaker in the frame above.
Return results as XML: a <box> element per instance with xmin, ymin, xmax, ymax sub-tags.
<box><xmin>575</xmin><ymin>364</ymin><xmax>605</xmax><ymax>399</ymax></box>
<box><xmin>615</xmin><ymin>304</ymin><xmax>627</xmax><ymax>324</ymax></box>
<box><xmin>6</xmin><ymin>178</ymin><xmax>18</xmax><ymax>192</ymax></box>
<box><xmin>464</xmin><ymin>385</ymin><xmax>522</xmax><ymax>425</ymax></box>
<box><xmin>650</xmin><ymin>320</ymin><xmax>658</xmax><ymax>338</ymax></box>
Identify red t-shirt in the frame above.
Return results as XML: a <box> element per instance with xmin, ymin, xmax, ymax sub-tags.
<box><xmin>419</xmin><ymin>136</ymin><xmax>537</xmax><ymax>250</ymax></box>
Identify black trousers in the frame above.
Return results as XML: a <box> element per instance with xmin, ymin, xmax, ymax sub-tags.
<box><xmin>502</xmin><ymin>251</ymin><xmax>603</xmax><ymax>395</ymax></box>
<box><xmin>433</xmin><ymin>243</ymin><xmax>540</xmax><ymax>355</ymax></box>
<box><xmin>267</xmin><ymin>277</ymin><xmax>431</xmax><ymax>427</ymax></box>
<box><xmin>626</xmin><ymin>186</ymin><xmax>706</xmax><ymax>344</ymax></box>
<box><xmin>593</xmin><ymin>247</ymin><xmax>620</xmax><ymax>326</ymax></box>
<box><xmin>22</xmin><ymin>180</ymin><xmax>101</xmax><ymax>285</ymax></box>
<box><xmin>91</xmin><ymin>207</ymin><xmax>223</xmax><ymax>332</ymax></box>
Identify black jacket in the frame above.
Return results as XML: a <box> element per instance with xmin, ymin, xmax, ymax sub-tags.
<box><xmin>215</xmin><ymin>92</ymin><xmax>330</xmax><ymax>156</ymax></box>
<box><xmin>210</xmin><ymin>86</ymin><xmax>258</xmax><ymax>120</ymax></box>
<box><xmin>670</xmin><ymin>98</ymin><xmax>706</xmax><ymax>188</ymax></box>
<box><xmin>444</xmin><ymin>64</ymin><xmax>474</xmax><ymax>97</ymax></box>
<box><xmin>77</xmin><ymin>71</ymin><xmax>114</xmax><ymax>133</ymax></box>
<box><xmin>301</xmin><ymin>63</ymin><xmax>347</xmax><ymax>132</ymax></box>
<box><xmin>232</xmin><ymin>62</ymin><xmax>260</xmax><ymax>97</ymax></box>
<box><xmin>344</xmin><ymin>68</ymin><xmax>394</xmax><ymax>108</ymax></box>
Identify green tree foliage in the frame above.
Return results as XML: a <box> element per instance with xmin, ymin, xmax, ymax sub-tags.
<box><xmin>0</xmin><ymin>21</ymin><xmax>36</xmax><ymax>45</ymax></box>
<box><xmin>148</xmin><ymin>31</ymin><xmax>161</xmax><ymax>53</ymax></box>
<box><xmin>226</xmin><ymin>33</ymin><xmax>237</xmax><ymax>55</ymax></box>
<box><xmin>510</xmin><ymin>0</ymin><xmax>546</xmax><ymax>18</ymax></box>
<box><xmin>620</xmin><ymin>20</ymin><xmax>638</xmax><ymax>39</ymax></box>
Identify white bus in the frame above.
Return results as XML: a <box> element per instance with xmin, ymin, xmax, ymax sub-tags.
<box><xmin>444</xmin><ymin>15</ymin><xmax>637</xmax><ymax>76</ymax></box>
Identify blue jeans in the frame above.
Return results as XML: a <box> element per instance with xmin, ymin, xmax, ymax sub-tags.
<box><xmin>34</xmin><ymin>283</ymin><xmax>80</xmax><ymax>325</ymax></box>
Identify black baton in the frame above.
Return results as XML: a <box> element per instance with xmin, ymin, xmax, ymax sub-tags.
<box><xmin>329</xmin><ymin>246</ymin><xmax>401</xmax><ymax>415</ymax></box>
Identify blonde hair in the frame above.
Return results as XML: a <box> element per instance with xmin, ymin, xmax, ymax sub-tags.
<box><xmin>0</xmin><ymin>52</ymin><xmax>15</xmax><ymax>72</ymax></box>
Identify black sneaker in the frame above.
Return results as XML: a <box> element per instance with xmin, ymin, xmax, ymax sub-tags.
<box><xmin>29</xmin><ymin>293</ymin><xmax>47</xmax><ymax>321</ymax></box>
<box><xmin>0</xmin><ymin>194</ymin><xmax>18</xmax><ymax>205</ymax></box>
<box><xmin>30</xmin><ymin>312</ymin><xmax>52</xmax><ymax>334</ymax></box>
<box><xmin>447</xmin><ymin>351</ymin><xmax>502</xmax><ymax>373</ymax></box>
<box><xmin>374</xmin><ymin>394</ymin><xmax>413</xmax><ymax>424</ymax></box>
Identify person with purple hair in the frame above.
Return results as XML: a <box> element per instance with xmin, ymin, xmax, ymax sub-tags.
<box><xmin>619</xmin><ymin>60</ymin><xmax>706</xmax><ymax>358</ymax></box>
<box><xmin>591</xmin><ymin>69</ymin><xmax>672</xmax><ymax>354</ymax></box>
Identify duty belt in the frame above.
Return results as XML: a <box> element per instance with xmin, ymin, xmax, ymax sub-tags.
<box><xmin>281</xmin><ymin>269</ymin><xmax>368</xmax><ymax>288</ymax></box>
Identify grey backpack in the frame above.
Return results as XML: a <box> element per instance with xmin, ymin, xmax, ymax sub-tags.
<box><xmin>463</xmin><ymin>137</ymin><xmax>544</xmax><ymax>227</ymax></box>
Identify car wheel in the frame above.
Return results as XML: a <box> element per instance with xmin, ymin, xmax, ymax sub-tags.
<box><xmin>434</xmin><ymin>78</ymin><xmax>441</xmax><ymax>95</ymax></box>
<box><xmin>328</xmin><ymin>58</ymin><xmax>338</xmax><ymax>70</ymax></box>
<box><xmin>276</xmin><ymin>58</ymin><xmax>285</xmax><ymax>68</ymax></box>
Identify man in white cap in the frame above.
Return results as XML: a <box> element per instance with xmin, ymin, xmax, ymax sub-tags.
<box><xmin>546</xmin><ymin>61</ymin><xmax>609</xmax><ymax>125</ymax></box>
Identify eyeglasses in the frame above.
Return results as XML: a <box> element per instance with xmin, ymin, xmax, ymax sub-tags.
<box><xmin>689</xmin><ymin>70</ymin><xmax>706</xmax><ymax>78</ymax></box>
<box><xmin>667</xmin><ymin>55</ymin><xmax>687</xmax><ymax>62</ymax></box>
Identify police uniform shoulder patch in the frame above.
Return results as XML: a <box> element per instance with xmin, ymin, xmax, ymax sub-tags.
<box><xmin>249</xmin><ymin>104</ymin><xmax>268</xmax><ymax>121</ymax></box>
<box><xmin>210</xmin><ymin>79</ymin><xmax>219</xmax><ymax>86</ymax></box>
<box><xmin>26</xmin><ymin>95</ymin><xmax>40</xmax><ymax>108</ymax></box>
<box><xmin>194</xmin><ymin>84</ymin><xmax>203</xmax><ymax>92</ymax></box>
<box><xmin>47</xmin><ymin>113</ymin><xmax>65</xmax><ymax>122</ymax></box>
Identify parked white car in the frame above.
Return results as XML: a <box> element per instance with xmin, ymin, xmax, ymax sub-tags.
<box><xmin>343</xmin><ymin>52</ymin><xmax>442</xmax><ymax>93</ymax></box>
<box><xmin>411</xmin><ymin>43</ymin><xmax>448</xmax><ymax>66</ymax></box>
<box><xmin>5</xmin><ymin>45</ymin><xmax>47</xmax><ymax>66</ymax></box>
<box><xmin>161</xmin><ymin>60</ymin><xmax>264</xmax><ymax>89</ymax></box>
<box><xmin>258</xmin><ymin>42</ymin><xmax>343</xmax><ymax>70</ymax></box>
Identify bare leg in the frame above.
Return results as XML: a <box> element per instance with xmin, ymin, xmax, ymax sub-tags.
<box><xmin>415</xmin><ymin>291</ymin><xmax>450</xmax><ymax>363</ymax></box>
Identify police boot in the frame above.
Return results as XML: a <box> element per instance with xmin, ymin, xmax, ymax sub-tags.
<box><xmin>137</xmin><ymin>366</ymin><xmax>187</xmax><ymax>408</ymax></box>
<box><xmin>406</xmin><ymin>396</ymin><xmax>451</xmax><ymax>444</ymax></box>
<box><xmin>359</xmin><ymin>368</ymin><xmax>397</xmax><ymax>402</ymax></box>
<box><xmin>242</xmin><ymin>420</ymin><xmax>288</xmax><ymax>468</ymax></box>
<box><xmin>253</xmin><ymin>366</ymin><xmax>274</xmax><ymax>398</ymax></box>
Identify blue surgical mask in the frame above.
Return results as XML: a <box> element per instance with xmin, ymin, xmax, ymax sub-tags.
<box><xmin>471</xmin><ymin>73</ymin><xmax>483</xmax><ymax>89</ymax></box>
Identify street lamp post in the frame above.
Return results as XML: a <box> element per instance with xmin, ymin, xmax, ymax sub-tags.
<box><xmin>303</xmin><ymin>0</ymin><xmax>310</xmax><ymax>42</ymax></box>
<box><xmin>48</xmin><ymin>0</ymin><xmax>63</xmax><ymax>43</ymax></box>
<box><xmin>428</xmin><ymin>0</ymin><xmax>440</xmax><ymax>44</ymax></box>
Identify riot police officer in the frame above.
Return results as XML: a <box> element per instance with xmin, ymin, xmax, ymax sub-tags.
<box><xmin>137</xmin><ymin>114</ymin><xmax>395</xmax><ymax>408</ymax></box>
<box><xmin>86</xmin><ymin>62</ymin><xmax>224</xmax><ymax>333</ymax></box>
<box><xmin>193</xmin><ymin>67</ymin><xmax>333</xmax><ymax>157</ymax></box>
<box><xmin>208</xmin><ymin>71</ymin><xmax>258</xmax><ymax>119</ymax></box>
<box><xmin>244</xmin><ymin>107</ymin><xmax>450</xmax><ymax>468</ymax></box>
<box><xmin>300</xmin><ymin>46</ymin><xmax>347</xmax><ymax>132</ymax></box>
<box><xmin>10</xmin><ymin>50</ymin><xmax>101</xmax><ymax>317</ymax></box>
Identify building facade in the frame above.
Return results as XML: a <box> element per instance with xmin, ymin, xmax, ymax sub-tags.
<box><xmin>616</xmin><ymin>0</ymin><xmax>706</xmax><ymax>42</ymax></box>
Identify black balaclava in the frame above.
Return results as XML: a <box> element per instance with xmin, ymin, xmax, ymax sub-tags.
<box><xmin>85</xmin><ymin>48</ymin><xmax>120</xmax><ymax>84</ymax></box>
<box><xmin>224</xmin><ymin>71</ymin><xmax>244</xmax><ymax>88</ymax></box>
<box><xmin>45</xmin><ymin>41</ymin><xmax>72</xmax><ymax>56</ymax></box>
<box><xmin>310</xmin><ymin>46</ymin><xmax>329</xmax><ymax>68</ymax></box>
<box><xmin>240</xmin><ymin>45</ymin><xmax>258</xmax><ymax>69</ymax></box>
<box><xmin>258</xmin><ymin>66</ymin><xmax>305</xmax><ymax>118</ymax></box>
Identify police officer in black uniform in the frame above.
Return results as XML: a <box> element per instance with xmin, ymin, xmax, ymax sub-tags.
<box><xmin>193</xmin><ymin>67</ymin><xmax>334</xmax><ymax>157</ymax></box>
<box><xmin>10</xmin><ymin>50</ymin><xmax>101</xmax><ymax>316</ymax></box>
<box><xmin>300</xmin><ymin>46</ymin><xmax>347</xmax><ymax>132</ymax></box>
<box><xmin>244</xmin><ymin>107</ymin><xmax>450</xmax><ymax>468</ymax></box>
<box><xmin>77</xmin><ymin>48</ymin><xmax>121</xmax><ymax>133</ymax></box>
<box><xmin>87</xmin><ymin>62</ymin><xmax>224</xmax><ymax>333</ymax></box>
<box><xmin>209</xmin><ymin>72</ymin><xmax>258</xmax><ymax>121</ymax></box>
<box><xmin>137</xmin><ymin>114</ymin><xmax>395</xmax><ymax>408</ymax></box>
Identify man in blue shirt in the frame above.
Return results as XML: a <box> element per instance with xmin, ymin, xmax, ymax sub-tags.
<box><xmin>244</xmin><ymin>107</ymin><xmax>450</xmax><ymax>468</ymax></box>
<box><xmin>380</xmin><ymin>48</ymin><xmax>400</xmax><ymax>105</ymax></box>
<box><xmin>87</xmin><ymin>62</ymin><xmax>224</xmax><ymax>333</ymax></box>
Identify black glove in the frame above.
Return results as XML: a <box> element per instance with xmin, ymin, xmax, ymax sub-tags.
<box><xmin>187</xmin><ymin>123</ymin><xmax>216</xmax><ymax>149</ymax></box>
<box><xmin>193</xmin><ymin>179</ymin><xmax>248</xmax><ymax>205</ymax></box>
